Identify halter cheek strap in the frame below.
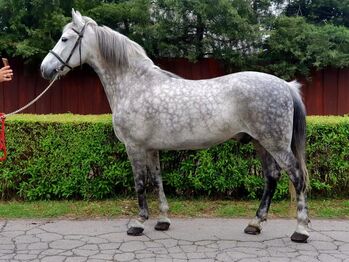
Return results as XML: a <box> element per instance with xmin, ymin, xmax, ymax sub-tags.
<box><xmin>49</xmin><ymin>50</ymin><xmax>73</xmax><ymax>71</ymax></box>
<box><xmin>49</xmin><ymin>24</ymin><xmax>86</xmax><ymax>72</ymax></box>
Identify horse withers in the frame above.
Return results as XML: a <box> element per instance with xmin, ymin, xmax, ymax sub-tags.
<box><xmin>40</xmin><ymin>10</ymin><xmax>310</xmax><ymax>243</ymax></box>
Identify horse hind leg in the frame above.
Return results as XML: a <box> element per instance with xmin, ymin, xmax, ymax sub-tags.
<box><xmin>147</xmin><ymin>150</ymin><xmax>171</xmax><ymax>231</ymax></box>
<box><xmin>271</xmin><ymin>149</ymin><xmax>310</xmax><ymax>243</ymax></box>
<box><xmin>245</xmin><ymin>141</ymin><xmax>281</xmax><ymax>235</ymax></box>
<box><xmin>125</xmin><ymin>145</ymin><xmax>149</xmax><ymax>236</ymax></box>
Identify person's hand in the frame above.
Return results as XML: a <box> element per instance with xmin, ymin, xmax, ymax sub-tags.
<box><xmin>0</xmin><ymin>66</ymin><xmax>13</xmax><ymax>82</ymax></box>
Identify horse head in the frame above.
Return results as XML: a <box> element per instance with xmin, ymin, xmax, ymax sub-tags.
<box><xmin>41</xmin><ymin>9</ymin><xmax>97</xmax><ymax>80</ymax></box>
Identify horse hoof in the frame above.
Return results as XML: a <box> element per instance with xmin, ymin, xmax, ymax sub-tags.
<box><xmin>244</xmin><ymin>225</ymin><xmax>261</xmax><ymax>235</ymax></box>
<box><xmin>127</xmin><ymin>227</ymin><xmax>144</xmax><ymax>236</ymax></box>
<box><xmin>291</xmin><ymin>232</ymin><xmax>309</xmax><ymax>243</ymax></box>
<box><xmin>155</xmin><ymin>221</ymin><xmax>170</xmax><ymax>231</ymax></box>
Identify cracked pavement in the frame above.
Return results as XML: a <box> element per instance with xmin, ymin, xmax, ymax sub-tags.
<box><xmin>0</xmin><ymin>218</ymin><xmax>348</xmax><ymax>261</ymax></box>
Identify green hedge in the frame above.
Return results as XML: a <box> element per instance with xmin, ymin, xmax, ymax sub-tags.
<box><xmin>0</xmin><ymin>114</ymin><xmax>348</xmax><ymax>200</ymax></box>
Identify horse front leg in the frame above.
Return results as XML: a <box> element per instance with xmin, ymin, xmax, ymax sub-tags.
<box><xmin>146</xmin><ymin>150</ymin><xmax>171</xmax><ymax>231</ymax></box>
<box><xmin>126</xmin><ymin>145</ymin><xmax>149</xmax><ymax>236</ymax></box>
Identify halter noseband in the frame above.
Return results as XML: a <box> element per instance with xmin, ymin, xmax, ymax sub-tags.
<box><xmin>49</xmin><ymin>24</ymin><xmax>87</xmax><ymax>72</ymax></box>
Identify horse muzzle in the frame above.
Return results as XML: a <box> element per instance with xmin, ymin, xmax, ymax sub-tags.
<box><xmin>40</xmin><ymin>65</ymin><xmax>56</xmax><ymax>80</ymax></box>
<box><xmin>40</xmin><ymin>63</ymin><xmax>67</xmax><ymax>81</ymax></box>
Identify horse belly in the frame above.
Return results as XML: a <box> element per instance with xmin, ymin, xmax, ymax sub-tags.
<box><xmin>147</xmin><ymin>118</ymin><xmax>243</xmax><ymax>150</ymax></box>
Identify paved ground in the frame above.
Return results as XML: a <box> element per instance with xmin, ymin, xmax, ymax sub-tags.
<box><xmin>0</xmin><ymin>218</ymin><xmax>348</xmax><ymax>261</ymax></box>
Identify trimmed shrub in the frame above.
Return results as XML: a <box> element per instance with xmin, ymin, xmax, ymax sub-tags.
<box><xmin>0</xmin><ymin>114</ymin><xmax>348</xmax><ymax>200</ymax></box>
<box><xmin>306</xmin><ymin>116</ymin><xmax>349</xmax><ymax>196</ymax></box>
<box><xmin>0</xmin><ymin>115</ymin><xmax>132</xmax><ymax>200</ymax></box>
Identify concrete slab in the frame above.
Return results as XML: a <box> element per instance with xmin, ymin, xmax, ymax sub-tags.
<box><xmin>0</xmin><ymin>218</ymin><xmax>348</xmax><ymax>261</ymax></box>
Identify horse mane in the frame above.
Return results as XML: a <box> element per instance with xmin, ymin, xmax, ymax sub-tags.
<box><xmin>66</xmin><ymin>17</ymin><xmax>180</xmax><ymax>78</ymax></box>
<box><xmin>93</xmin><ymin>25</ymin><xmax>153</xmax><ymax>69</ymax></box>
<box><xmin>93</xmin><ymin>24</ymin><xmax>183</xmax><ymax>79</ymax></box>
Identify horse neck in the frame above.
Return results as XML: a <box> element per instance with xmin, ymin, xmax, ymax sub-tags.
<box><xmin>89</xmin><ymin>57</ymin><xmax>154</xmax><ymax>112</ymax></box>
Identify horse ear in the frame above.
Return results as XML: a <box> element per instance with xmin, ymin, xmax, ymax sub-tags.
<box><xmin>72</xmin><ymin>8</ymin><xmax>84</xmax><ymax>27</ymax></box>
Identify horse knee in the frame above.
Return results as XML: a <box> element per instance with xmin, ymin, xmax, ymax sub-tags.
<box><xmin>135</xmin><ymin>180</ymin><xmax>146</xmax><ymax>194</ymax></box>
<box><xmin>152</xmin><ymin>174</ymin><xmax>164</xmax><ymax>190</ymax></box>
<box><xmin>285</xmin><ymin>165</ymin><xmax>306</xmax><ymax>193</ymax></box>
<box><xmin>272</xmin><ymin>152</ymin><xmax>306</xmax><ymax>192</ymax></box>
<box><xmin>291</xmin><ymin>175</ymin><xmax>306</xmax><ymax>193</ymax></box>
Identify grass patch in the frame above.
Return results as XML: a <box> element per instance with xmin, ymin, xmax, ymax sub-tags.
<box><xmin>311</xmin><ymin>199</ymin><xmax>349</xmax><ymax>218</ymax></box>
<box><xmin>0</xmin><ymin>198</ymin><xmax>348</xmax><ymax>219</ymax></box>
<box><xmin>216</xmin><ymin>201</ymin><xmax>258</xmax><ymax>217</ymax></box>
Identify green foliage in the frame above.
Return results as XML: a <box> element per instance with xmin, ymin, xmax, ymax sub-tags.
<box><xmin>86</xmin><ymin>0</ymin><xmax>157</xmax><ymax>55</ymax></box>
<box><xmin>285</xmin><ymin>0</ymin><xmax>349</xmax><ymax>27</ymax></box>
<box><xmin>259</xmin><ymin>16</ymin><xmax>349</xmax><ymax>79</ymax></box>
<box><xmin>161</xmin><ymin>141</ymin><xmax>263</xmax><ymax>198</ymax></box>
<box><xmin>1</xmin><ymin>0</ymin><xmax>349</xmax><ymax>78</ymax></box>
<box><xmin>0</xmin><ymin>114</ymin><xmax>349</xmax><ymax>201</ymax></box>
<box><xmin>306</xmin><ymin>116</ymin><xmax>349</xmax><ymax>197</ymax></box>
<box><xmin>150</xmin><ymin>0</ymin><xmax>259</xmax><ymax>66</ymax></box>
<box><xmin>0</xmin><ymin>0</ymin><xmax>74</xmax><ymax>63</ymax></box>
<box><xmin>0</xmin><ymin>114</ymin><xmax>133</xmax><ymax>200</ymax></box>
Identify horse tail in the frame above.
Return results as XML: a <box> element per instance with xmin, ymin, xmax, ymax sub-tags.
<box><xmin>288</xmin><ymin>80</ymin><xmax>309</xmax><ymax>191</ymax></box>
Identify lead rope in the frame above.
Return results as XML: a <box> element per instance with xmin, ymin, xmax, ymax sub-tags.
<box><xmin>0</xmin><ymin>74</ymin><xmax>59</xmax><ymax>161</ymax></box>
<box><xmin>0</xmin><ymin>113</ymin><xmax>6</xmax><ymax>161</ymax></box>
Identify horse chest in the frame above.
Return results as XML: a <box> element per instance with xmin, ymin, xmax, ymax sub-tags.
<box><xmin>112</xmin><ymin>109</ymin><xmax>152</xmax><ymax>144</ymax></box>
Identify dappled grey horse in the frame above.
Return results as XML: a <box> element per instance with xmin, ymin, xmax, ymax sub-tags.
<box><xmin>41</xmin><ymin>10</ymin><xmax>310</xmax><ymax>243</ymax></box>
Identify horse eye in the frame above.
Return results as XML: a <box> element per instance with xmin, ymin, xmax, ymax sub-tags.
<box><xmin>61</xmin><ymin>37</ymin><xmax>68</xmax><ymax>42</ymax></box>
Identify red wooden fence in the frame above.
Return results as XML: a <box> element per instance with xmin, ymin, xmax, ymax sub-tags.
<box><xmin>302</xmin><ymin>68</ymin><xmax>349</xmax><ymax>115</ymax></box>
<box><xmin>0</xmin><ymin>59</ymin><xmax>110</xmax><ymax>114</ymax></box>
<box><xmin>0</xmin><ymin>58</ymin><xmax>348</xmax><ymax>115</ymax></box>
<box><xmin>0</xmin><ymin>58</ymin><xmax>225</xmax><ymax>115</ymax></box>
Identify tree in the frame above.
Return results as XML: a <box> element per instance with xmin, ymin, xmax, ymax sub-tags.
<box><xmin>151</xmin><ymin>0</ymin><xmax>260</xmax><ymax>69</ymax></box>
<box><xmin>0</xmin><ymin>0</ymin><xmax>348</xmax><ymax>79</ymax></box>
<box><xmin>258</xmin><ymin>16</ymin><xmax>349</xmax><ymax>79</ymax></box>
<box><xmin>284</xmin><ymin>0</ymin><xmax>349</xmax><ymax>27</ymax></box>
<box><xmin>0</xmin><ymin>0</ymin><xmax>73</xmax><ymax>63</ymax></box>
<box><xmin>86</xmin><ymin>0</ymin><xmax>156</xmax><ymax>55</ymax></box>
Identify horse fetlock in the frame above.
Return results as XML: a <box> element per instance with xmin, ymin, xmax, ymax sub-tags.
<box><xmin>256</xmin><ymin>208</ymin><xmax>268</xmax><ymax>221</ymax></box>
<box><xmin>135</xmin><ymin>183</ymin><xmax>145</xmax><ymax>194</ymax></box>
<box><xmin>137</xmin><ymin>201</ymin><xmax>149</xmax><ymax>219</ymax></box>
<box><xmin>249</xmin><ymin>217</ymin><xmax>264</xmax><ymax>227</ymax></box>
<box><xmin>134</xmin><ymin>217</ymin><xmax>147</xmax><ymax>225</ymax></box>
<box><xmin>160</xmin><ymin>203</ymin><xmax>169</xmax><ymax>213</ymax></box>
<box><xmin>295</xmin><ymin>223</ymin><xmax>309</xmax><ymax>236</ymax></box>
<box><xmin>158</xmin><ymin>216</ymin><xmax>171</xmax><ymax>224</ymax></box>
<box><xmin>138</xmin><ymin>211</ymin><xmax>149</xmax><ymax>221</ymax></box>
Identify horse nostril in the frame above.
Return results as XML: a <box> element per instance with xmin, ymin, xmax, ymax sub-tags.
<box><xmin>40</xmin><ymin>65</ymin><xmax>46</xmax><ymax>78</ymax></box>
<box><xmin>40</xmin><ymin>66</ymin><xmax>53</xmax><ymax>80</ymax></box>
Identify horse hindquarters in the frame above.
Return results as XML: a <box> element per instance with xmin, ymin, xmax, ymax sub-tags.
<box><xmin>286</xmin><ymin>83</ymin><xmax>309</xmax><ymax>243</ymax></box>
<box><xmin>253</xmin><ymin>82</ymin><xmax>309</xmax><ymax>243</ymax></box>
